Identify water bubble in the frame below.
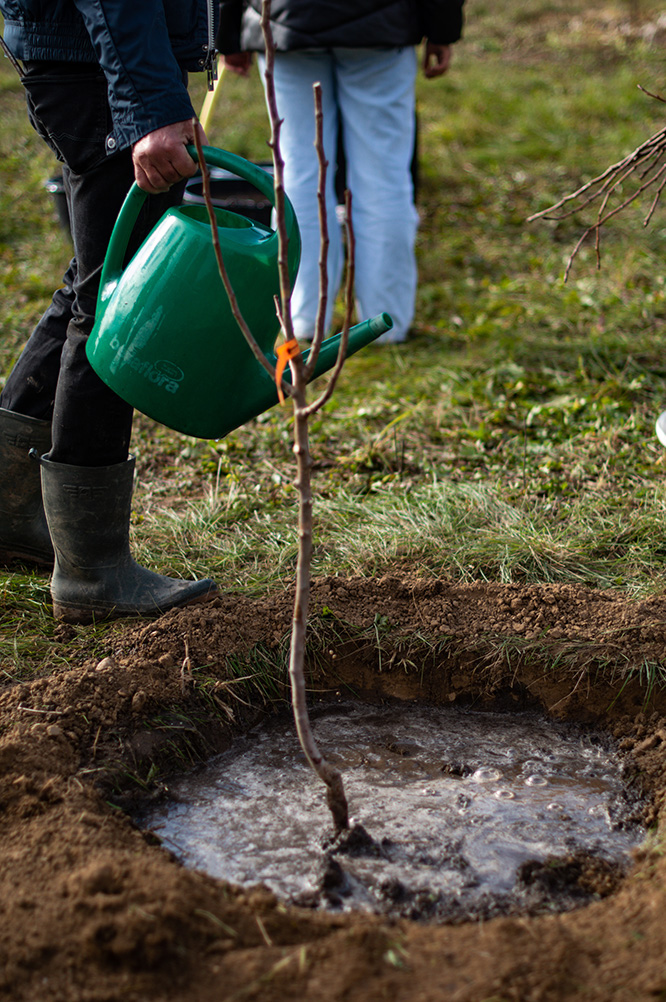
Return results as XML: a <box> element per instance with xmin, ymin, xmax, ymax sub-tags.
<box><xmin>494</xmin><ymin>789</ymin><xmax>515</xmax><ymax>800</ymax></box>
<box><xmin>525</xmin><ymin>775</ymin><xmax>548</xmax><ymax>787</ymax></box>
<box><xmin>472</xmin><ymin>767</ymin><xmax>502</xmax><ymax>783</ymax></box>
<box><xmin>522</xmin><ymin>760</ymin><xmax>541</xmax><ymax>772</ymax></box>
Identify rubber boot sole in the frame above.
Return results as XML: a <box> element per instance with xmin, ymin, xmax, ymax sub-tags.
<box><xmin>52</xmin><ymin>580</ymin><xmax>219</xmax><ymax>625</ymax></box>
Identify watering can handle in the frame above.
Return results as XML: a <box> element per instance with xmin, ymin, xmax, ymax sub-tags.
<box><xmin>98</xmin><ymin>145</ymin><xmax>296</xmax><ymax>307</ymax></box>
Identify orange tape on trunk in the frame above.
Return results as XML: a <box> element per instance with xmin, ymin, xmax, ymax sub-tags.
<box><xmin>275</xmin><ymin>338</ymin><xmax>301</xmax><ymax>403</ymax></box>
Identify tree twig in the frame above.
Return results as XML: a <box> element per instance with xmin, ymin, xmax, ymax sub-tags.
<box><xmin>191</xmin><ymin>121</ymin><xmax>292</xmax><ymax>396</ymax></box>
<box><xmin>260</xmin><ymin>3</ymin><xmax>295</xmax><ymax>347</ymax></box>
<box><xmin>304</xmin><ymin>188</ymin><xmax>355</xmax><ymax>415</ymax></box>
<box><xmin>302</xmin><ymin>82</ymin><xmax>329</xmax><ymax>379</ymax></box>
<box><xmin>528</xmin><ymin>87</ymin><xmax>666</xmax><ymax>279</ymax></box>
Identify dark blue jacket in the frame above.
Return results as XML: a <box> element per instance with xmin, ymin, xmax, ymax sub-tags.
<box><xmin>217</xmin><ymin>0</ymin><xmax>464</xmax><ymax>53</ymax></box>
<box><xmin>0</xmin><ymin>0</ymin><xmax>214</xmax><ymax>150</ymax></box>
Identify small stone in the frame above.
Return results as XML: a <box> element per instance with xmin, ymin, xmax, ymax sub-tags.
<box><xmin>131</xmin><ymin>690</ymin><xmax>147</xmax><ymax>713</ymax></box>
<box><xmin>95</xmin><ymin>657</ymin><xmax>117</xmax><ymax>673</ymax></box>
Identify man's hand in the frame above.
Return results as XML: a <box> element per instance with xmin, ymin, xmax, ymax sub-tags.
<box><xmin>132</xmin><ymin>119</ymin><xmax>208</xmax><ymax>194</ymax></box>
<box><xmin>222</xmin><ymin>52</ymin><xmax>253</xmax><ymax>78</ymax></box>
<box><xmin>422</xmin><ymin>42</ymin><xmax>452</xmax><ymax>79</ymax></box>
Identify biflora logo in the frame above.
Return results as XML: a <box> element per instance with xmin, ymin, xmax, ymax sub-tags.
<box><xmin>121</xmin><ymin>353</ymin><xmax>184</xmax><ymax>394</ymax></box>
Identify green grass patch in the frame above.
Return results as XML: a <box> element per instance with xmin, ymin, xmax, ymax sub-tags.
<box><xmin>3</xmin><ymin>1</ymin><xmax>666</xmax><ymax>673</ymax></box>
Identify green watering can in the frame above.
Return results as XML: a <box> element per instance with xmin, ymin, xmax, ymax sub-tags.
<box><xmin>86</xmin><ymin>145</ymin><xmax>393</xmax><ymax>440</ymax></box>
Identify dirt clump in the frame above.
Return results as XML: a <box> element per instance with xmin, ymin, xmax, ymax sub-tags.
<box><xmin>2</xmin><ymin>575</ymin><xmax>666</xmax><ymax>1001</ymax></box>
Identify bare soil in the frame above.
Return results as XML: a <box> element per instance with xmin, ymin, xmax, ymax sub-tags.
<box><xmin>3</xmin><ymin>575</ymin><xmax>666</xmax><ymax>1001</ymax></box>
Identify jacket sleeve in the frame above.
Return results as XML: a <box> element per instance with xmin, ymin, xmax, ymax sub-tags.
<box><xmin>418</xmin><ymin>0</ymin><xmax>465</xmax><ymax>45</ymax></box>
<box><xmin>216</xmin><ymin>0</ymin><xmax>244</xmax><ymax>53</ymax></box>
<box><xmin>72</xmin><ymin>0</ymin><xmax>197</xmax><ymax>151</ymax></box>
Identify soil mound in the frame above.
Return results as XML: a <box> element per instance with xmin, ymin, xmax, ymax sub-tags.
<box><xmin>2</xmin><ymin>576</ymin><xmax>666</xmax><ymax>1001</ymax></box>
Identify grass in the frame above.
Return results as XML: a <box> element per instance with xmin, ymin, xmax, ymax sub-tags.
<box><xmin>3</xmin><ymin>1</ymin><xmax>666</xmax><ymax>674</ymax></box>
<box><xmin>0</xmin><ymin>568</ymin><xmax>128</xmax><ymax>682</ymax></box>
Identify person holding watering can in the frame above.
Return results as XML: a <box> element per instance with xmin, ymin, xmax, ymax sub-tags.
<box><xmin>0</xmin><ymin>1</ymin><xmax>219</xmax><ymax>622</ymax></box>
<box><xmin>216</xmin><ymin>0</ymin><xmax>465</xmax><ymax>344</ymax></box>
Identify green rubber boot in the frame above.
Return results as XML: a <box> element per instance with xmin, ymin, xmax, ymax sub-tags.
<box><xmin>40</xmin><ymin>455</ymin><xmax>218</xmax><ymax>623</ymax></box>
<box><xmin>0</xmin><ymin>407</ymin><xmax>53</xmax><ymax>568</ymax></box>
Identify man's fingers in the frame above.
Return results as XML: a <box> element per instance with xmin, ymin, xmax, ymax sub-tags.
<box><xmin>133</xmin><ymin>156</ymin><xmax>179</xmax><ymax>193</ymax></box>
<box><xmin>132</xmin><ymin>121</ymin><xmax>201</xmax><ymax>193</ymax></box>
<box><xmin>423</xmin><ymin>43</ymin><xmax>452</xmax><ymax>79</ymax></box>
<box><xmin>133</xmin><ymin>164</ymin><xmax>171</xmax><ymax>194</ymax></box>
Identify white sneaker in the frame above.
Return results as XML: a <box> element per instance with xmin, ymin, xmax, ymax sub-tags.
<box><xmin>656</xmin><ymin>412</ymin><xmax>666</xmax><ymax>447</ymax></box>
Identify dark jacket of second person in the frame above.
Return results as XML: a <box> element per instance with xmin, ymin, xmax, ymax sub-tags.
<box><xmin>217</xmin><ymin>0</ymin><xmax>465</xmax><ymax>54</ymax></box>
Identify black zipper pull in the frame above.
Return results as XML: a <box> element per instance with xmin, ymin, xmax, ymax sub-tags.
<box><xmin>205</xmin><ymin>49</ymin><xmax>218</xmax><ymax>91</ymax></box>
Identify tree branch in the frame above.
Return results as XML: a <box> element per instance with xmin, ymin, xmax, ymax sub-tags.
<box><xmin>304</xmin><ymin>188</ymin><xmax>355</xmax><ymax>416</ymax></box>
<box><xmin>191</xmin><ymin>122</ymin><xmax>292</xmax><ymax>396</ymax></box>
<box><xmin>260</xmin><ymin>2</ymin><xmax>295</xmax><ymax>347</ymax></box>
<box><xmin>528</xmin><ymin>87</ymin><xmax>666</xmax><ymax>278</ymax></box>
<box><xmin>302</xmin><ymin>82</ymin><xmax>330</xmax><ymax>379</ymax></box>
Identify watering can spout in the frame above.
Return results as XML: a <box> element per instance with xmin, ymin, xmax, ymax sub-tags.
<box><xmin>302</xmin><ymin>313</ymin><xmax>393</xmax><ymax>378</ymax></box>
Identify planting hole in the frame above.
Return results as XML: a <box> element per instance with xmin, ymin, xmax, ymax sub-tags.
<box><xmin>138</xmin><ymin>701</ymin><xmax>646</xmax><ymax>922</ymax></box>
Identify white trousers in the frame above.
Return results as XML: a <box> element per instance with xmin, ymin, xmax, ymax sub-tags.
<box><xmin>263</xmin><ymin>47</ymin><xmax>420</xmax><ymax>342</ymax></box>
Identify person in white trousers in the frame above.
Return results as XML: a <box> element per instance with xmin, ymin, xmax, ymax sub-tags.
<box><xmin>217</xmin><ymin>0</ymin><xmax>465</xmax><ymax>344</ymax></box>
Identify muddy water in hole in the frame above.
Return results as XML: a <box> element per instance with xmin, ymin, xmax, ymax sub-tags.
<box><xmin>139</xmin><ymin>703</ymin><xmax>646</xmax><ymax>921</ymax></box>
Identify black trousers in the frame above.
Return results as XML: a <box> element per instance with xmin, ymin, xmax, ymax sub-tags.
<box><xmin>0</xmin><ymin>61</ymin><xmax>184</xmax><ymax>465</ymax></box>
